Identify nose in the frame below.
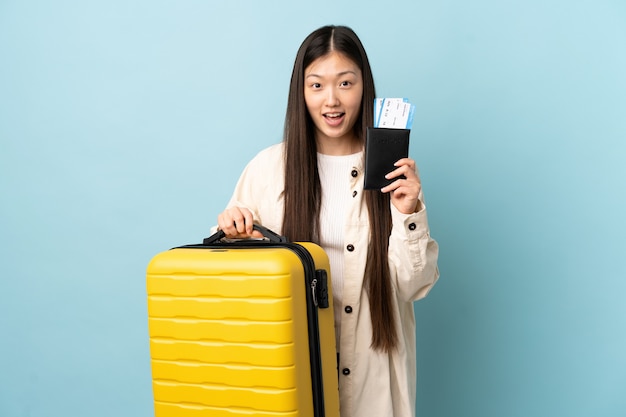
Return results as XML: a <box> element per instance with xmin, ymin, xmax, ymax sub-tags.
<box><xmin>325</xmin><ymin>87</ymin><xmax>340</xmax><ymax>107</ymax></box>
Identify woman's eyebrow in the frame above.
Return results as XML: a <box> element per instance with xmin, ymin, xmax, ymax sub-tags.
<box><xmin>305</xmin><ymin>70</ymin><xmax>358</xmax><ymax>79</ymax></box>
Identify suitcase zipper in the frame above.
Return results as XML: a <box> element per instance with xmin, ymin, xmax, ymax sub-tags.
<box><xmin>311</xmin><ymin>278</ymin><xmax>319</xmax><ymax>306</ymax></box>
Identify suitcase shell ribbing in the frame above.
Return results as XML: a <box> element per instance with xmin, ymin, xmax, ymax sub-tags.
<box><xmin>146</xmin><ymin>241</ymin><xmax>340</xmax><ymax>417</ymax></box>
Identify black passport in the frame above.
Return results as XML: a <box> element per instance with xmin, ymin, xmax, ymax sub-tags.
<box><xmin>363</xmin><ymin>127</ymin><xmax>410</xmax><ymax>189</ymax></box>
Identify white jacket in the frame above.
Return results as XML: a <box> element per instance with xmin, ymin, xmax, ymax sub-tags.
<box><xmin>223</xmin><ymin>143</ymin><xmax>440</xmax><ymax>417</ymax></box>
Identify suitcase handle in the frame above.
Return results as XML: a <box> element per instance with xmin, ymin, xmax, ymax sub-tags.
<box><xmin>203</xmin><ymin>224</ymin><xmax>287</xmax><ymax>245</ymax></box>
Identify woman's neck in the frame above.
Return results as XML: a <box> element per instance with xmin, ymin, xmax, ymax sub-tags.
<box><xmin>316</xmin><ymin>135</ymin><xmax>362</xmax><ymax>156</ymax></box>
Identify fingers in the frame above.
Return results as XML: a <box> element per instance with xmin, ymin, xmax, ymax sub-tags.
<box><xmin>387</xmin><ymin>158</ymin><xmax>418</xmax><ymax>179</ymax></box>
<box><xmin>249</xmin><ymin>229</ymin><xmax>265</xmax><ymax>239</ymax></box>
<box><xmin>381</xmin><ymin>158</ymin><xmax>422</xmax><ymax>214</ymax></box>
<box><xmin>383</xmin><ymin>178</ymin><xmax>421</xmax><ymax>214</ymax></box>
<box><xmin>394</xmin><ymin>157</ymin><xmax>416</xmax><ymax>171</ymax></box>
<box><xmin>217</xmin><ymin>207</ymin><xmax>257</xmax><ymax>238</ymax></box>
<box><xmin>381</xmin><ymin>158</ymin><xmax>420</xmax><ymax>191</ymax></box>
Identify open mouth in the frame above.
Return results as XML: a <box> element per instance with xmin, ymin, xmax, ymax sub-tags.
<box><xmin>323</xmin><ymin>112</ymin><xmax>345</xmax><ymax>126</ymax></box>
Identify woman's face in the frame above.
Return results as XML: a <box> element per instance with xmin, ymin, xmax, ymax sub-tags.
<box><xmin>303</xmin><ymin>51</ymin><xmax>363</xmax><ymax>150</ymax></box>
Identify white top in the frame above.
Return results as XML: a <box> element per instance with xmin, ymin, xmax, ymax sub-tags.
<box><xmin>317</xmin><ymin>151</ymin><xmax>364</xmax><ymax>343</ymax></box>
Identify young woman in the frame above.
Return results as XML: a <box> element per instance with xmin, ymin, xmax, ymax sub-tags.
<box><xmin>217</xmin><ymin>25</ymin><xmax>439</xmax><ymax>417</ymax></box>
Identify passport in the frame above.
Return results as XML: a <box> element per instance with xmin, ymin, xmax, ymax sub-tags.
<box><xmin>363</xmin><ymin>127</ymin><xmax>410</xmax><ymax>190</ymax></box>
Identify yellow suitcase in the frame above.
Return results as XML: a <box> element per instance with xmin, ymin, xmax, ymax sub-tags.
<box><xmin>146</xmin><ymin>226</ymin><xmax>340</xmax><ymax>417</ymax></box>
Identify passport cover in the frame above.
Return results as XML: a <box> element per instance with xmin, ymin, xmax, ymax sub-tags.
<box><xmin>363</xmin><ymin>127</ymin><xmax>410</xmax><ymax>189</ymax></box>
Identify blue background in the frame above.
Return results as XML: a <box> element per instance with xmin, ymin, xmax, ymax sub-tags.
<box><xmin>1</xmin><ymin>1</ymin><xmax>625</xmax><ymax>416</ymax></box>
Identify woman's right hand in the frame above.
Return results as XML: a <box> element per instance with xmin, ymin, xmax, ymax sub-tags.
<box><xmin>217</xmin><ymin>206</ymin><xmax>265</xmax><ymax>239</ymax></box>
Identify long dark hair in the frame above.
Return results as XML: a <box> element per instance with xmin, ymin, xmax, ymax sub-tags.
<box><xmin>282</xmin><ymin>25</ymin><xmax>397</xmax><ymax>352</ymax></box>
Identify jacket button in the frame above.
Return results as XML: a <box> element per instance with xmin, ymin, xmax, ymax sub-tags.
<box><xmin>342</xmin><ymin>368</ymin><xmax>351</xmax><ymax>375</ymax></box>
<box><xmin>351</xmin><ymin>170</ymin><xmax>358</xmax><ymax>178</ymax></box>
<box><xmin>352</xmin><ymin>190</ymin><xmax>357</xmax><ymax>197</ymax></box>
<box><xmin>408</xmin><ymin>223</ymin><xmax>416</xmax><ymax>231</ymax></box>
<box><xmin>345</xmin><ymin>306</ymin><xmax>353</xmax><ymax>313</ymax></box>
<box><xmin>346</xmin><ymin>244</ymin><xmax>354</xmax><ymax>252</ymax></box>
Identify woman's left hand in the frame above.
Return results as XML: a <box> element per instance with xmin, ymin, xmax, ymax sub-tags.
<box><xmin>381</xmin><ymin>157</ymin><xmax>422</xmax><ymax>214</ymax></box>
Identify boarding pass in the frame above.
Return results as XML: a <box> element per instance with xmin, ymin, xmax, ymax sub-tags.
<box><xmin>374</xmin><ymin>98</ymin><xmax>415</xmax><ymax>129</ymax></box>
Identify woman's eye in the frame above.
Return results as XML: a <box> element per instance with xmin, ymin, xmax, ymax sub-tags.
<box><xmin>341</xmin><ymin>81</ymin><xmax>352</xmax><ymax>87</ymax></box>
<box><xmin>312</xmin><ymin>83</ymin><xmax>321</xmax><ymax>89</ymax></box>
